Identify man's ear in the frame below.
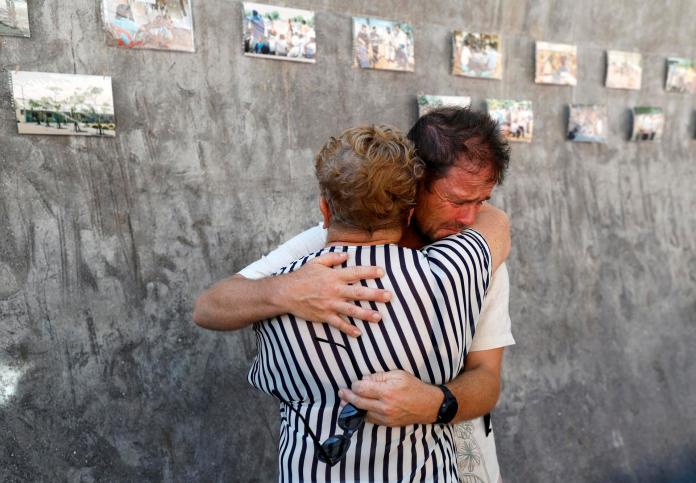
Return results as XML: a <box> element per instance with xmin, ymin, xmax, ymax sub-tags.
<box><xmin>406</xmin><ymin>208</ymin><xmax>415</xmax><ymax>227</ymax></box>
<box><xmin>319</xmin><ymin>196</ymin><xmax>331</xmax><ymax>229</ymax></box>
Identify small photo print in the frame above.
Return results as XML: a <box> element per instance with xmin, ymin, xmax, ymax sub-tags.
<box><xmin>353</xmin><ymin>17</ymin><xmax>414</xmax><ymax>72</ymax></box>
<box><xmin>0</xmin><ymin>0</ymin><xmax>30</xmax><ymax>37</ymax></box>
<box><xmin>243</xmin><ymin>2</ymin><xmax>316</xmax><ymax>63</ymax></box>
<box><xmin>606</xmin><ymin>50</ymin><xmax>642</xmax><ymax>90</ymax></box>
<box><xmin>665</xmin><ymin>58</ymin><xmax>696</xmax><ymax>94</ymax></box>
<box><xmin>487</xmin><ymin>99</ymin><xmax>534</xmax><ymax>143</ymax></box>
<box><xmin>452</xmin><ymin>32</ymin><xmax>502</xmax><ymax>79</ymax></box>
<box><xmin>535</xmin><ymin>41</ymin><xmax>577</xmax><ymax>86</ymax></box>
<box><xmin>568</xmin><ymin>105</ymin><xmax>608</xmax><ymax>143</ymax></box>
<box><xmin>631</xmin><ymin>107</ymin><xmax>664</xmax><ymax>141</ymax></box>
<box><xmin>101</xmin><ymin>0</ymin><xmax>195</xmax><ymax>52</ymax></box>
<box><xmin>417</xmin><ymin>95</ymin><xmax>472</xmax><ymax>117</ymax></box>
<box><xmin>11</xmin><ymin>71</ymin><xmax>116</xmax><ymax>137</ymax></box>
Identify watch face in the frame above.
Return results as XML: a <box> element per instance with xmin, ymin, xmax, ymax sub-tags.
<box><xmin>438</xmin><ymin>386</ymin><xmax>458</xmax><ymax>423</ymax></box>
<box><xmin>441</xmin><ymin>398</ymin><xmax>457</xmax><ymax>422</ymax></box>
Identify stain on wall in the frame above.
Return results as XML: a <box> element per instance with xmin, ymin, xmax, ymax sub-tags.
<box><xmin>1</xmin><ymin>1</ymin><xmax>695</xmax><ymax>481</ymax></box>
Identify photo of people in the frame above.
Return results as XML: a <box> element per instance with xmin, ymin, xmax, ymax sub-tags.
<box><xmin>243</xmin><ymin>2</ymin><xmax>316</xmax><ymax>63</ymax></box>
<box><xmin>631</xmin><ymin>107</ymin><xmax>664</xmax><ymax>141</ymax></box>
<box><xmin>486</xmin><ymin>99</ymin><xmax>534</xmax><ymax>143</ymax></box>
<box><xmin>101</xmin><ymin>0</ymin><xmax>195</xmax><ymax>52</ymax></box>
<box><xmin>417</xmin><ymin>95</ymin><xmax>471</xmax><ymax>117</ymax></box>
<box><xmin>0</xmin><ymin>0</ymin><xmax>30</xmax><ymax>37</ymax></box>
<box><xmin>665</xmin><ymin>57</ymin><xmax>696</xmax><ymax>94</ymax></box>
<box><xmin>567</xmin><ymin>105</ymin><xmax>608</xmax><ymax>143</ymax></box>
<box><xmin>353</xmin><ymin>17</ymin><xmax>414</xmax><ymax>72</ymax></box>
<box><xmin>11</xmin><ymin>71</ymin><xmax>116</xmax><ymax>137</ymax></box>
<box><xmin>452</xmin><ymin>32</ymin><xmax>502</xmax><ymax>79</ymax></box>
<box><xmin>605</xmin><ymin>50</ymin><xmax>642</xmax><ymax>90</ymax></box>
<box><xmin>535</xmin><ymin>41</ymin><xmax>577</xmax><ymax>86</ymax></box>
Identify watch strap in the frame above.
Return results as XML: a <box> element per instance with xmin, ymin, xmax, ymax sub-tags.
<box><xmin>436</xmin><ymin>384</ymin><xmax>458</xmax><ymax>424</ymax></box>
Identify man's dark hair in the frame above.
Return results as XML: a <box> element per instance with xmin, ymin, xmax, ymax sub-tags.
<box><xmin>407</xmin><ymin>106</ymin><xmax>510</xmax><ymax>188</ymax></box>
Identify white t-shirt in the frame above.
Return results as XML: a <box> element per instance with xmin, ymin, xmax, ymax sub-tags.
<box><xmin>239</xmin><ymin>224</ymin><xmax>514</xmax><ymax>483</ymax></box>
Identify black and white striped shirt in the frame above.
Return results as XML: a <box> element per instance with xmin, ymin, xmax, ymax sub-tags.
<box><xmin>248</xmin><ymin>229</ymin><xmax>492</xmax><ymax>482</ymax></box>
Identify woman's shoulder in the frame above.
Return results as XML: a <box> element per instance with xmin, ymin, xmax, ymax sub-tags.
<box><xmin>422</xmin><ymin>229</ymin><xmax>488</xmax><ymax>251</ymax></box>
<box><xmin>421</xmin><ymin>229</ymin><xmax>491</xmax><ymax>270</ymax></box>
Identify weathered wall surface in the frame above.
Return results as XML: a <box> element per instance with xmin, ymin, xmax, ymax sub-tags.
<box><xmin>1</xmin><ymin>1</ymin><xmax>695</xmax><ymax>481</ymax></box>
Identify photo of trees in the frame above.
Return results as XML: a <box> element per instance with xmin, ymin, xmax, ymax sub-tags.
<box><xmin>11</xmin><ymin>71</ymin><xmax>116</xmax><ymax>137</ymax></box>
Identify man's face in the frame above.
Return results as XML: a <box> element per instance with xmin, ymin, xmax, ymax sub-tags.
<box><xmin>412</xmin><ymin>162</ymin><xmax>496</xmax><ymax>242</ymax></box>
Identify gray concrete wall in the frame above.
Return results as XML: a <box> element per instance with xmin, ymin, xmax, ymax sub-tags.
<box><xmin>1</xmin><ymin>1</ymin><xmax>695</xmax><ymax>481</ymax></box>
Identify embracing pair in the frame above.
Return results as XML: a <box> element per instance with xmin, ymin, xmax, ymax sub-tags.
<box><xmin>195</xmin><ymin>107</ymin><xmax>514</xmax><ymax>483</ymax></box>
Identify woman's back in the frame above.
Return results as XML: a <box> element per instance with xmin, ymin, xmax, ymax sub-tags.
<box><xmin>249</xmin><ymin>229</ymin><xmax>491</xmax><ymax>482</ymax></box>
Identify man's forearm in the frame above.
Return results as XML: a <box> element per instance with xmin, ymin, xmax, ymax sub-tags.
<box><xmin>444</xmin><ymin>362</ymin><xmax>501</xmax><ymax>423</ymax></box>
<box><xmin>340</xmin><ymin>348</ymin><xmax>504</xmax><ymax>426</ymax></box>
<box><xmin>193</xmin><ymin>253</ymin><xmax>389</xmax><ymax>335</ymax></box>
<box><xmin>406</xmin><ymin>363</ymin><xmax>501</xmax><ymax>425</ymax></box>
<box><xmin>193</xmin><ymin>275</ymin><xmax>288</xmax><ymax>331</ymax></box>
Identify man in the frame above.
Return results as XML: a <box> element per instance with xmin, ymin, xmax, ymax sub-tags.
<box><xmin>355</xmin><ymin>24</ymin><xmax>370</xmax><ymax>68</ymax></box>
<box><xmin>393</xmin><ymin>24</ymin><xmax>410</xmax><ymax>69</ymax></box>
<box><xmin>370</xmin><ymin>26</ymin><xmax>382</xmax><ymax>64</ymax></box>
<box><xmin>110</xmin><ymin>4</ymin><xmax>143</xmax><ymax>48</ymax></box>
<box><xmin>194</xmin><ymin>108</ymin><xmax>514</xmax><ymax>482</ymax></box>
<box><xmin>246</xmin><ymin>9</ymin><xmax>265</xmax><ymax>51</ymax></box>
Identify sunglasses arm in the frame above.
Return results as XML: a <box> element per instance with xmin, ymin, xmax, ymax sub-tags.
<box><xmin>271</xmin><ymin>390</ymin><xmax>334</xmax><ymax>463</ymax></box>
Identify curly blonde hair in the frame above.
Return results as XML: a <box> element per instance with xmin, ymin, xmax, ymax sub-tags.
<box><xmin>315</xmin><ymin>125</ymin><xmax>424</xmax><ymax>232</ymax></box>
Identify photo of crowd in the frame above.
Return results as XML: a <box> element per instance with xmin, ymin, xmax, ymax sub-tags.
<box><xmin>417</xmin><ymin>95</ymin><xmax>471</xmax><ymax>117</ymax></box>
<box><xmin>665</xmin><ymin>57</ymin><xmax>696</xmax><ymax>94</ymax></box>
<box><xmin>605</xmin><ymin>50</ymin><xmax>642</xmax><ymax>90</ymax></box>
<box><xmin>452</xmin><ymin>32</ymin><xmax>502</xmax><ymax>79</ymax></box>
<box><xmin>487</xmin><ymin>99</ymin><xmax>534</xmax><ymax>143</ymax></box>
<box><xmin>0</xmin><ymin>0</ymin><xmax>29</xmax><ymax>37</ymax></box>
<box><xmin>101</xmin><ymin>0</ymin><xmax>195</xmax><ymax>52</ymax></box>
<box><xmin>567</xmin><ymin>105</ymin><xmax>608</xmax><ymax>143</ymax></box>
<box><xmin>11</xmin><ymin>71</ymin><xmax>116</xmax><ymax>137</ymax></box>
<box><xmin>535</xmin><ymin>41</ymin><xmax>577</xmax><ymax>86</ymax></box>
<box><xmin>353</xmin><ymin>17</ymin><xmax>414</xmax><ymax>72</ymax></box>
<box><xmin>631</xmin><ymin>107</ymin><xmax>664</xmax><ymax>141</ymax></box>
<box><xmin>243</xmin><ymin>2</ymin><xmax>316</xmax><ymax>63</ymax></box>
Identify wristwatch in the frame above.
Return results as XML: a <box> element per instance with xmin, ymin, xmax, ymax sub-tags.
<box><xmin>435</xmin><ymin>385</ymin><xmax>458</xmax><ymax>424</ymax></box>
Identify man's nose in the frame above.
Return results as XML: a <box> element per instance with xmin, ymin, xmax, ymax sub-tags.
<box><xmin>456</xmin><ymin>205</ymin><xmax>478</xmax><ymax>227</ymax></box>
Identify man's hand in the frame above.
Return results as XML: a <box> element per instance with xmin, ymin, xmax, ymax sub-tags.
<box><xmin>338</xmin><ymin>370</ymin><xmax>442</xmax><ymax>426</ymax></box>
<box><xmin>337</xmin><ymin>349</ymin><xmax>504</xmax><ymax>427</ymax></box>
<box><xmin>278</xmin><ymin>252</ymin><xmax>392</xmax><ymax>338</ymax></box>
<box><xmin>193</xmin><ymin>252</ymin><xmax>391</xmax><ymax>335</ymax></box>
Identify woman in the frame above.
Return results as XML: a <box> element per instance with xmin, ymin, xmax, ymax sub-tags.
<box><xmin>247</xmin><ymin>125</ymin><xmax>509</xmax><ymax>482</ymax></box>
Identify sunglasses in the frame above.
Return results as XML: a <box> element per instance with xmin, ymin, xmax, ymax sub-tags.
<box><xmin>272</xmin><ymin>390</ymin><xmax>367</xmax><ymax>466</ymax></box>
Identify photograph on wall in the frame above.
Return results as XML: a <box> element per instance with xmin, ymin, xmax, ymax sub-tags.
<box><xmin>353</xmin><ymin>17</ymin><xmax>414</xmax><ymax>72</ymax></box>
<box><xmin>535</xmin><ymin>41</ymin><xmax>577</xmax><ymax>86</ymax></box>
<box><xmin>452</xmin><ymin>32</ymin><xmax>502</xmax><ymax>79</ymax></box>
<box><xmin>10</xmin><ymin>71</ymin><xmax>116</xmax><ymax>137</ymax></box>
<box><xmin>665</xmin><ymin>57</ymin><xmax>696</xmax><ymax>94</ymax></box>
<box><xmin>605</xmin><ymin>50</ymin><xmax>642</xmax><ymax>90</ymax></box>
<box><xmin>567</xmin><ymin>104</ymin><xmax>608</xmax><ymax>143</ymax></box>
<box><xmin>0</xmin><ymin>0</ymin><xmax>30</xmax><ymax>37</ymax></box>
<box><xmin>101</xmin><ymin>0</ymin><xmax>195</xmax><ymax>52</ymax></box>
<box><xmin>243</xmin><ymin>2</ymin><xmax>316</xmax><ymax>63</ymax></box>
<box><xmin>486</xmin><ymin>99</ymin><xmax>533</xmax><ymax>143</ymax></box>
<box><xmin>631</xmin><ymin>107</ymin><xmax>664</xmax><ymax>141</ymax></box>
<box><xmin>417</xmin><ymin>95</ymin><xmax>471</xmax><ymax>117</ymax></box>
